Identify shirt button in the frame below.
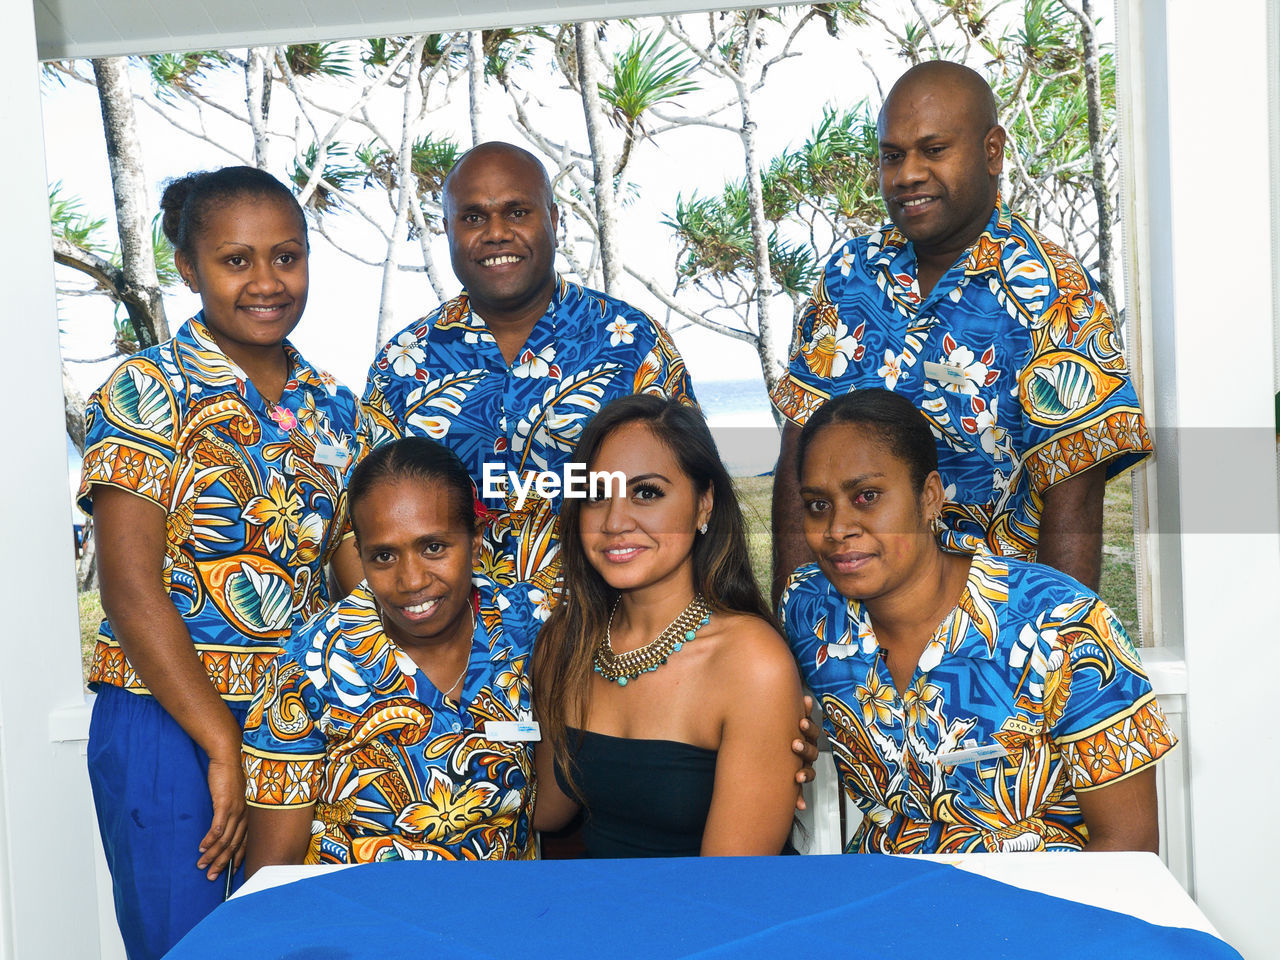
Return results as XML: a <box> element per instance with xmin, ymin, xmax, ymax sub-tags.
<box><xmin>451</xmin><ymin>721</ymin><xmax>462</xmax><ymax>733</ymax></box>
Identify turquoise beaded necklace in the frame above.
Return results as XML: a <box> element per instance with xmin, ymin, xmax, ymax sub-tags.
<box><xmin>592</xmin><ymin>594</ymin><xmax>712</xmax><ymax>686</ymax></box>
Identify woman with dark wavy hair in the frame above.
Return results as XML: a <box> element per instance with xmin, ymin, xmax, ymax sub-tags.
<box><xmin>533</xmin><ymin>395</ymin><xmax>803</xmax><ymax>856</ymax></box>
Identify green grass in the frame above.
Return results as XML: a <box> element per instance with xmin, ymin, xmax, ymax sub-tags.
<box><xmin>732</xmin><ymin>471</ymin><xmax>1140</xmax><ymax>639</ymax></box>
<box><xmin>733</xmin><ymin>476</ymin><xmax>776</xmax><ymax>603</ymax></box>
<box><xmin>1099</xmin><ymin>470</ymin><xmax>1138</xmax><ymax>636</ymax></box>
<box><xmin>79</xmin><ymin>589</ymin><xmax>103</xmax><ymax>680</ymax></box>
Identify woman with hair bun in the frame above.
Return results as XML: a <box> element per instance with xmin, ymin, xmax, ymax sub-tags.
<box><xmin>79</xmin><ymin>166</ymin><xmax>360</xmax><ymax>958</ymax></box>
<box><xmin>533</xmin><ymin>395</ymin><xmax>804</xmax><ymax>857</ymax></box>
<box><xmin>780</xmin><ymin>388</ymin><xmax>1177</xmax><ymax>854</ymax></box>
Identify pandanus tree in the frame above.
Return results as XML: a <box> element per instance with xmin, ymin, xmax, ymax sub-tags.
<box><xmin>664</xmin><ymin>103</ymin><xmax>883</xmax><ymax>405</ymax></box>
<box><xmin>47</xmin><ymin>0</ymin><xmax>1121</xmax><ymax>434</ymax></box>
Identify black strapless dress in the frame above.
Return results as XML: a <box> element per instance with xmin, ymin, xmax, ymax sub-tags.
<box><xmin>555</xmin><ymin>728</ymin><xmax>716</xmax><ymax>858</ymax></box>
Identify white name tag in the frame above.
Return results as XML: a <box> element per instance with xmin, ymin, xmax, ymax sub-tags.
<box><xmin>314</xmin><ymin>443</ymin><xmax>351</xmax><ymax>468</ymax></box>
<box><xmin>938</xmin><ymin>742</ymin><xmax>1009</xmax><ymax>768</ymax></box>
<box><xmin>922</xmin><ymin>360</ymin><xmax>969</xmax><ymax>387</ymax></box>
<box><xmin>483</xmin><ymin>720</ymin><xmax>541</xmax><ymax>742</ymax></box>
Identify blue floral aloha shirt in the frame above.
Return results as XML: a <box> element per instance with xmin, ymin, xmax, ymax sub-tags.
<box><xmin>361</xmin><ymin>277</ymin><xmax>696</xmax><ymax>591</ymax></box>
<box><xmin>770</xmin><ymin>201</ymin><xmax>1153</xmax><ymax>559</ymax></box>
<box><xmin>242</xmin><ymin>575</ymin><xmax>547</xmax><ymax>862</ymax></box>
<box><xmin>780</xmin><ymin>532</ymin><xmax>1177</xmax><ymax>853</ymax></box>
<box><xmin>78</xmin><ymin>316</ymin><xmax>359</xmax><ymax>702</ymax></box>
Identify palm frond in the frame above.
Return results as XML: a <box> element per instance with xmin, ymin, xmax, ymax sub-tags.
<box><xmin>140</xmin><ymin>52</ymin><xmax>228</xmax><ymax>101</ymax></box>
<box><xmin>290</xmin><ymin>143</ymin><xmax>363</xmax><ymax>212</ymax></box>
<box><xmin>49</xmin><ymin>183</ymin><xmax>107</xmax><ymax>252</ymax></box>
<box><xmin>283</xmin><ymin>43</ymin><xmax>354</xmax><ymax>79</ymax></box>
<box><xmin>600</xmin><ymin>31</ymin><xmax>700</xmax><ymax>131</ymax></box>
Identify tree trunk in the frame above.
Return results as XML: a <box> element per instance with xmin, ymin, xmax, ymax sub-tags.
<box><xmin>91</xmin><ymin>57</ymin><xmax>170</xmax><ymax>347</ymax></box>
<box><xmin>468</xmin><ymin>32</ymin><xmax>486</xmax><ymax>146</ymax></box>
<box><xmin>734</xmin><ymin>13</ymin><xmax>779</xmax><ymax>390</ymax></box>
<box><xmin>245</xmin><ymin>47</ymin><xmax>272</xmax><ymax>169</ymax></box>
<box><xmin>756</xmin><ymin>332</ymin><xmax>786</xmax><ymax>429</ymax></box>
<box><xmin>575</xmin><ymin>23</ymin><xmax>620</xmax><ymax>294</ymax></box>
<box><xmin>77</xmin><ymin>526</ymin><xmax>99</xmax><ymax>592</ymax></box>
<box><xmin>374</xmin><ymin>37</ymin><xmax>427</xmax><ymax>350</ymax></box>
<box><xmin>63</xmin><ymin>362</ymin><xmax>86</xmax><ymax>455</ymax></box>
<box><xmin>1072</xmin><ymin>0</ymin><xmax>1114</xmax><ymax>311</ymax></box>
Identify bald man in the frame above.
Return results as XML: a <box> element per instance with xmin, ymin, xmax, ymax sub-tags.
<box><xmin>770</xmin><ymin>62</ymin><xmax>1151</xmax><ymax>600</ymax></box>
<box><xmin>361</xmin><ymin>142</ymin><xmax>696</xmax><ymax>594</ymax></box>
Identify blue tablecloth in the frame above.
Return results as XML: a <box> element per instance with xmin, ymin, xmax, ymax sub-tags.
<box><xmin>167</xmin><ymin>854</ymin><xmax>1240</xmax><ymax>959</ymax></box>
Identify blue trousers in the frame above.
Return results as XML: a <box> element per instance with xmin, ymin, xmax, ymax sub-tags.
<box><xmin>88</xmin><ymin>685</ymin><xmax>247</xmax><ymax>960</ymax></box>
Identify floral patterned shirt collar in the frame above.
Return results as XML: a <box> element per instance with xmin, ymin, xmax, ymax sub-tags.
<box><xmin>839</xmin><ymin>530</ymin><xmax>1007</xmax><ymax>666</ymax></box>
<box><xmin>305</xmin><ymin>576</ymin><xmax>507</xmax><ymax>709</ymax></box>
<box><xmin>178</xmin><ymin>315</ymin><xmax>339</xmax><ymax>401</ymax></box>
<box><xmin>865</xmin><ymin>198</ymin><xmax>1015</xmax><ymax>281</ymax></box>
<box><xmin>434</xmin><ymin>274</ymin><xmax>568</xmax><ymax>360</ymax></box>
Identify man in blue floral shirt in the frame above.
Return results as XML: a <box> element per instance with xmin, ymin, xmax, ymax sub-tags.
<box><xmin>362</xmin><ymin>142</ymin><xmax>695</xmax><ymax>592</ymax></box>
<box><xmin>771</xmin><ymin>62</ymin><xmax>1151</xmax><ymax>601</ymax></box>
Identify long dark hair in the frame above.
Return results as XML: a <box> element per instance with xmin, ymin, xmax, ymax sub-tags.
<box><xmin>534</xmin><ymin>395</ymin><xmax>772</xmax><ymax>790</ymax></box>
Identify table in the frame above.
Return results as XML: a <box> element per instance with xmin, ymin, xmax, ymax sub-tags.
<box><xmin>170</xmin><ymin>853</ymin><xmax>1241</xmax><ymax>959</ymax></box>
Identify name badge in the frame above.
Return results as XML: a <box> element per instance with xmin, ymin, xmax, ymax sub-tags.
<box><xmin>938</xmin><ymin>741</ymin><xmax>1009</xmax><ymax>768</ymax></box>
<box><xmin>922</xmin><ymin>360</ymin><xmax>969</xmax><ymax>388</ymax></box>
<box><xmin>483</xmin><ymin>720</ymin><xmax>541</xmax><ymax>742</ymax></box>
<box><xmin>315</xmin><ymin>443</ymin><xmax>351</xmax><ymax>469</ymax></box>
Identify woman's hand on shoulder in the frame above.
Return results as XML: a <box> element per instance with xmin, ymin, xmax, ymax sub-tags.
<box><xmin>792</xmin><ymin>694</ymin><xmax>820</xmax><ymax>809</ymax></box>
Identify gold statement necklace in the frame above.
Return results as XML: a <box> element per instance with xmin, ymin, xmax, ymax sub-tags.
<box><xmin>593</xmin><ymin>595</ymin><xmax>712</xmax><ymax>686</ymax></box>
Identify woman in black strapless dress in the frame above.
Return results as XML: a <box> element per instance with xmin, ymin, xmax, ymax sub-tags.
<box><xmin>533</xmin><ymin>395</ymin><xmax>805</xmax><ymax>857</ymax></box>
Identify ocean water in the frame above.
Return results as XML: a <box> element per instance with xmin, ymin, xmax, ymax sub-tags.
<box><xmin>697</xmin><ymin>378</ymin><xmax>781</xmax><ymax>477</ymax></box>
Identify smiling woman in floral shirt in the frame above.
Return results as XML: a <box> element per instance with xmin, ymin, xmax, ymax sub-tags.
<box><xmin>81</xmin><ymin>167</ymin><xmax>359</xmax><ymax>960</ymax></box>
<box><xmin>243</xmin><ymin>438</ymin><xmax>543</xmax><ymax>869</ymax></box>
<box><xmin>780</xmin><ymin>390</ymin><xmax>1175</xmax><ymax>854</ymax></box>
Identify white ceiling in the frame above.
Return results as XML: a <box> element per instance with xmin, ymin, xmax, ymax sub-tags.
<box><xmin>33</xmin><ymin>0</ymin><xmax>775</xmax><ymax>60</ymax></box>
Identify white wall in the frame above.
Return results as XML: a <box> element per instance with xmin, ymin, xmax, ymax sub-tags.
<box><xmin>1121</xmin><ymin>0</ymin><xmax>1280</xmax><ymax>955</ymax></box>
<box><xmin>0</xmin><ymin>3</ymin><xmax>106</xmax><ymax>957</ymax></box>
